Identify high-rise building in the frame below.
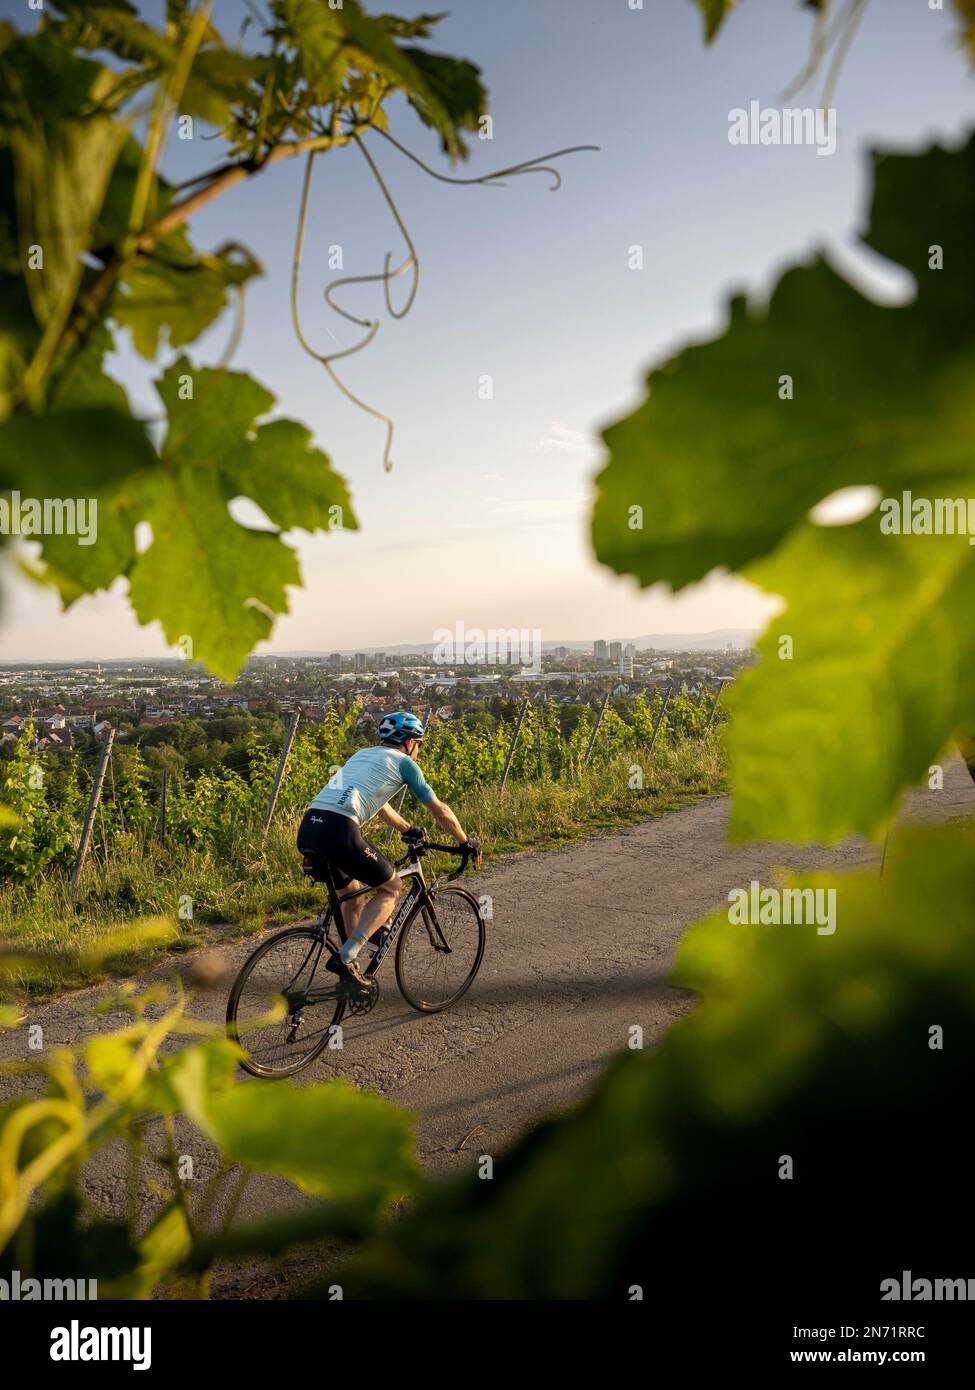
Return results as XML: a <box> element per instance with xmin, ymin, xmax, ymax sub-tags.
<box><xmin>353</xmin><ymin>653</ymin><xmax>367</xmax><ymax>672</ymax></box>
<box><xmin>327</xmin><ymin>652</ymin><xmax>342</xmax><ymax>670</ymax></box>
<box><xmin>624</xmin><ymin>643</ymin><xmax>636</xmax><ymax>659</ymax></box>
<box><xmin>593</xmin><ymin>640</ymin><xmax>608</xmax><ymax>661</ymax></box>
<box><xmin>619</xmin><ymin>654</ymin><xmax>634</xmax><ymax>679</ymax></box>
<box><xmin>609</xmin><ymin>641</ymin><xmax>622</xmax><ymax>662</ymax></box>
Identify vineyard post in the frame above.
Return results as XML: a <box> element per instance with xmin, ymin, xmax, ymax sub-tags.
<box><xmin>647</xmin><ymin>686</ymin><xmax>673</xmax><ymax>756</ymax></box>
<box><xmin>583</xmin><ymin>691</ymin><xmax>611</xmax><ymax>768</ymax></box>
<box><xmin>701</xmin><ymin>684</ymin><xmax>723</xmax><ymax>738</ymax></box>
<box><xmin>500</xmin><ymin>698</ymin><xmax>529</xmax><ymax>788</ymax></box>
<box><xmin>109</xmin><ymin>750</ymin><xmax>124</xmax><ymax>833</ymax></box>
<box><xmin>262</xmin><ymin>706</ymin><xmax>301</xmax><ymax>837</ymax></box>
<box><xmin>158</xmin><ymin>769</ymin><xmax>167</xmax><ymax>845</ymax></box>
<box><xmin>70</xmin><ymin>727</ymin><xmax>116</xmax><ymax>897</ymax></box>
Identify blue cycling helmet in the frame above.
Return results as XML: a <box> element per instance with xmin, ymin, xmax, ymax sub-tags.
<box><xmin>377</xmin><ymin>711</ymin><xmax>426</xmax><ymax>745</ymax></box>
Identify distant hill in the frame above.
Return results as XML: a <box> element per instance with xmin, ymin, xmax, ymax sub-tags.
<box><xmin>0</xmin><ymin>630</ymin><xmax>758</xmax><ymax>665</ymax></box>
<box><xmin>275</xmin><ymin>629</ymin><xmax>758</xmax><ymax>657</ymax></box>
<box><xmin>627</xmin><ymin>629</ymin><xmax>757</xmax><ymax>652</ymax></box>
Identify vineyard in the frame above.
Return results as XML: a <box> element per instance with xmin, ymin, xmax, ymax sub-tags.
<box><xmin>0</xmin><ymin>689</ymin><xmax>726</xmax><ymax>989</ymax></box>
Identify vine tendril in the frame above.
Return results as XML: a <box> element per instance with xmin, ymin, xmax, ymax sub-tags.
<box><xmin>291</xmin><ymin>149</ymin><xmax>394</xmax><ymax>470</ymax></box>
<box><xmin>290</xmin><ymin>131</ymin><xmax>598</xmax><ymax>472</ymax></box>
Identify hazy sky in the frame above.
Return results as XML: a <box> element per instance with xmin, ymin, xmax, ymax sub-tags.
<box><xmin>4</xmin><ymin>0</ymin><xmax>975</xmax><ymax>659</ymax></box>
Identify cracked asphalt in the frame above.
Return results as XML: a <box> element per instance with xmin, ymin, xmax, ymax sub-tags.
<box><xmin>3</xmin><ymin>755</ymin><xmax>973</xmax><ymax>1297</ymax></box>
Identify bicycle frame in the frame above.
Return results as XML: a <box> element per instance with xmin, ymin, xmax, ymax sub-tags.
<box><xmin>298</xmin><ymin>854</ymin><xmax>452</xmax><ymax>1006</ymax></box>
<box><xmin>362</xmin><ymin>859</ymin><xmax>423</xmax><ymax>964</ymax></box>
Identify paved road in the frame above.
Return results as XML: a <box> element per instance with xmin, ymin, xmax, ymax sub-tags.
<box><xmin>3</xmin><ymin>756</ymin><xmax>973</xmax><ymax>1296</ymax></box>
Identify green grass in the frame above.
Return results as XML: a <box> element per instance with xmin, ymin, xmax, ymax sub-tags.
<box><xmin>0</xmin><ymin>737</ymin><xmax>724</xmax><ymax>997</ymax></box>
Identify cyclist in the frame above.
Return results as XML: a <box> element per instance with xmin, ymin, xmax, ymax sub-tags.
<box><xmin>297</xmin><ymin>711</ymin><xmax>481</xmax><ymax>988</ymax></box>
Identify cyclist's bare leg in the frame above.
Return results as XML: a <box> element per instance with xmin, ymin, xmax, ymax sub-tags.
<box><xmin>356</xmin><ymin>874</ymin><xmax>402</xmax><ymax>942</ymax></box>
<box><xmin>334</xmin><ymin>876</ymin><xmax>401</xmax><ymax>978</ymax></box>
<box><xmin>338</xmin><ymin>879</ymin><xmax>365</xmax><ymax>939</ymax></box>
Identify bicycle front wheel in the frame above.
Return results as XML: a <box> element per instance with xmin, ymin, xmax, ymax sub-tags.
<box><xmin>226</xmin><ymin>926</ymin><xmax>345</xmax><ymax>1078</ymax></box>
<box><xmin>395</xmin><ymin>885</ymin><xmax>486</xmax><ymax>1013</ymax></box>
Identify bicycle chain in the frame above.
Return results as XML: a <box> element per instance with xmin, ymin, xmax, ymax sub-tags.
<box><xmin>345</xmin><ymin>978</ymin><xmax>379</xmax><ymax>1015</ymax></box>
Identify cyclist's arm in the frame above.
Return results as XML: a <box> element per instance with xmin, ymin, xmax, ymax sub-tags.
<box><xmin>427</xmin><ymin>797</ymin><xmax>470</xmax><ymax>845</ymax></box>
<box><xmin>399</xmin><ymin>759</ymin><xmax>475</xmax><ymax>849</ymax></box>
<box><xmin>376</xmin><ymin>801</ymin><xmax>411</xmax><ymax>833</ymax></box>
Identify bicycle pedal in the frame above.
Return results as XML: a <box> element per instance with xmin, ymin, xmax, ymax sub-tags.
<box><xmin>345</xmin><ymin>977</ymin><xmax>379</xmax><ymax>1016</ymax></box>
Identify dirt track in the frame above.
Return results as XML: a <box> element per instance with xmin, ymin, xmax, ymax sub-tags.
<box><xmin>3</xmin><ymin>755</ymin><xmax>973</xmax><ymax>1296</ymax></box>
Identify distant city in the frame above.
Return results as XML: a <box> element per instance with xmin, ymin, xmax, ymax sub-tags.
<box><xmin>0</xmin><ymin>633</ymin><xmax>755</xmax><ymax>752</ymax></box>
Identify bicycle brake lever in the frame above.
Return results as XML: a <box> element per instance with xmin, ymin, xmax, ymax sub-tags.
<box><xmin>447</xmin><ymin>847</ymin><xmax>471</xmax><ymax>882</ymax></box>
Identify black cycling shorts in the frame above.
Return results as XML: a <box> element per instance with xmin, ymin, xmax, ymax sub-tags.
<box><xmin>297</xmin><ymin>808</ymin><xmax>395</xmax><ymax>889</ymax></box>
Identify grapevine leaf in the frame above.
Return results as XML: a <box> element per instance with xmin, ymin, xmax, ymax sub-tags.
<box><xmin>126</xmin><ymin>1039</ymin><xmax>243</xmax><ymax>1121</ymax></box>
<box><xmin>7</xmin><ymin>323</ymin><xmax>137</xmax><ymax>597</ymax></box>
<box><xmin>954</xmin><ymin>0</ymin><xmax>975</xmax><ymax>63</ymax></box>
<box><xmin>0</xmin><ymin>272</ymin><xmax>38</xmax><ymax>414</ymax></box>
<box><xmin>381</xmin><ymin>14</ymin><xmax>449</xmax><ymax>41</ymax></box>
<box><xmin>591</xmin><ymin>135</ymin><xmax>975</xmax><ymax>839</ymax></box>
<box><xmin>592</xmin><ymin>135</ymin><xmax>975</xmax><ymax>591</ymax></box>
<box><xmin>341</xmin><ymin>1</ymin><xmax>484</xmax><ymax>156</ymax></box>
<box><xmin>201</xmin><ymin>1078</ymin><xmax>420</xmax><ymax>1206</ymax></box>
<box><xmin>221</xmin><ymin>417</ymin><xmax>357</xmax><ymax>533</ymax></box>
<box><xmin>692</xmin><ymin>0</ymin><xmax>736</xmax><ymax>43</ymax></box>
<box><xmin>95</xmin><ymin>134</ymin><xmax>174</xmax><ymax>244</ymax></box>
<box><xmin>180</xmin><ymin>48</ymin><xmax>265</xmax><ymax>127</ymax></box>
<box><xmin>0</xmin><ymin>404</ymin><xmax>154</xmax><ymax>496</ymax></box>
<box><xmin>124</xmin><ymin>358</ymin><xmax>356</xmax><ymax>681</ymax></box>
<box><xmin>112</xmin><ymin>232</ymin><xmax>262</xmax><ymax>359</ymax></box>
<box><xmin>270</xmin><ymin>0</ymin><xmax>349</xmax><ymax>95</ymax></box>
<box><xmin>0</xmin><ymin>337</ymin><xmax>153</xmax><ymax>599</ymax></box>
<box><xmin>400</xmin><ymin>47</ymin><xmax>486</xmax><ymax>147</ymax></box>
<box><xmin>727</xmin><ymin>516</ymin><xmax>975</xmax><ymax>841</ymax></box>
<box><xmin>274</xmin><ymin>0</ymin><xmax>485</xmax><ymax>156</ymax></box>
<box><xmin>0</xmin><ymin>36</ymin><xmax>128</xmax><ymax>329</ymax></box>
<box><xmin>129</xmin><ymin>1203</ymin><xmax>192</xmax><ymax>1298</ymax></box>
<box><xmin>48</xmin><ymin>321</ymin><xmax>131</xmax><ymax>414</ymax></box>
<box><xmin>126</xmin><ymin>464</ymin><xmax>299</xmax><ymax>681</ymax></box>
<box><xmin>45</xmin><ymin>1</ymin><xmax>179</xmax><ymax>69</ymax></box>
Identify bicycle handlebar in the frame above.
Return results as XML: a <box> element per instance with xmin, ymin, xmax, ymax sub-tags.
<box><xmin>397</xmin><ymin>836</ymin><xmax>474</xmax><ymax>881</ymax></box>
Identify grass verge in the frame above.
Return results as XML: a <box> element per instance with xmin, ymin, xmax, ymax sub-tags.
<box><xmin>0</xmin><ymin>738</ymin><xmax>724</xmax><ymax>997</ymax></box>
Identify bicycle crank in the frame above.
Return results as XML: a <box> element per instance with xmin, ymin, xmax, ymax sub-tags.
<box><xmin>345</xmin><ymin>977</ymin><xmax>380</xmax><ymax>1016</ymax></box>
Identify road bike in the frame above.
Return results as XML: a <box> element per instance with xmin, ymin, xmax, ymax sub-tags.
<box><xmin>226</xmin><ymin>833</ymin><xmax>486</xmax><ymax>1078</ymax></box>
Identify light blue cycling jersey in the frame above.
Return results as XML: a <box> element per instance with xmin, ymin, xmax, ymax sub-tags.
<box><xmin>310</xmin><ymin>745</ymin><xmax>436</xmax><ymax>825</ymax></box>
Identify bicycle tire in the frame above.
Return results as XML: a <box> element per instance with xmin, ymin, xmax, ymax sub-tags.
<box><xmin>395</xmin><ymin>884</ymin><xmax>486</xmax><ymax>1013</ymax></box>
<box><xmin>226</xmin><ymin>925</ymin><xmax>346</xmax><ymax>1078</ymax></box>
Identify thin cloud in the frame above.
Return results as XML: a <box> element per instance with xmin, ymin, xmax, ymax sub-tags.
<box><xmin>540</xmin><ymin>422</ymin><xmax>598</xmax><ymax>456</ymax></box>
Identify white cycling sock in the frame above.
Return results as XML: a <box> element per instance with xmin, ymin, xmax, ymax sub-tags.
<box><xmin>340</xmin><ymin>930</ymin><xmax>369</xmax><ymax>964</ymax></box>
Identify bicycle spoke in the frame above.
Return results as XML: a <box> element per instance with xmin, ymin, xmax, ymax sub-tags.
<box><xmin>396</xmin><ymin>888</ymin><xmax>484</xmax><ymax>1011</ymax></box>
<box><xmin>228</xmin><ymin>927</ymin><xmax>344</xmax><ymax>1076</ymax></box>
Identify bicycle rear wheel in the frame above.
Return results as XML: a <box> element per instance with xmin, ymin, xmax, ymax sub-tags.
<box><xmin>226</xmin><ymin>926</ymin><xmax>345</xmax><ymax>1078</ymax></box>
<box><xmin>395</xmin><ymin>885</ymin><xmax>486</xmax><ymax>1012</ymax></box>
